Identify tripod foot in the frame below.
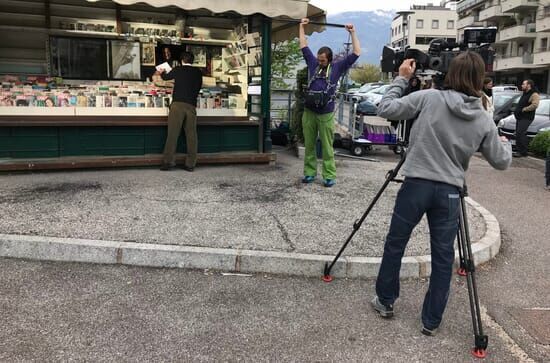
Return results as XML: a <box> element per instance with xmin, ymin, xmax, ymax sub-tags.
<box><xmin>471</xmin><ymin>348</ymin><xmax>487</xmax><ymax>359</ymax></box>
<box><xmin>457</xmin><ymin>267</ymin><xmax>467</xmax><ymax>276</ymax></box>
<box><xmin>322</xmin><ymin>275</ymin><xmax>333</xmax><ymax>283</ymax></box>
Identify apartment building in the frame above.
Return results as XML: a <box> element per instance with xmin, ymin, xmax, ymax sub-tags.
<box><xmin>457</xmin><ymin>0</ymin><xmax>550</xmax><ymax>92</ymax></box>
<box><xmin>390</xmin><ymin>2</ymin><xmax>458</xmax><ymax>52</ymax></box>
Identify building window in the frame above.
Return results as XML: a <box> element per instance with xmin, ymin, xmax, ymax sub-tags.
<box><xmin>447</xmin><ymin>20</ymin><xmax>454</xmax><ymax>29</ymax></box>
<box><xmin>417</xmin><ymin>19</ymin><xmax>424</xmax><ymax>29</ymax></box>
<box><xmin>432</xmin><ymin>20</ymin><xmax>439</xmax><ymax>29</ymax></box>
<box><xmin>541</xmin><ymin>38</ymin><xmax>548</xmax><ymax>52</ymax></box>
<box><xmin>398</xmin><ymin>25</ymin><xmax>401</xmax><ymax>33</ymax></box>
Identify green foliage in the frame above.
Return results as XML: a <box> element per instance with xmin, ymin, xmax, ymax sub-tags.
<box><xmin>290</xmin><ymin>67</ymin><xmax>308</xmax><ymax>143</ymax></box>
<box><xmin>350</xmin><ymin>63</ymin><xmax>381</xmax><ymax>85</ymax></box>
<box><xmin>271</xmin><ymin>39</ymin><xmax>302</xmax><ymax>90</ymax></box>
<box><xmin>529</xmin><ymin>130</ymin><xmax>550</xmax><ymax>157</ymax></box>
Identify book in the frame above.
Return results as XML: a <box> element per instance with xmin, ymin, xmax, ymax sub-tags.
<box><xmin>155</xmin><ymin>62</ymin><xmax>172</xmax><ymax>73</ymax></box>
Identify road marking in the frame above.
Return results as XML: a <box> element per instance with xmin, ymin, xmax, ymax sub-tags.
<box><xmin>480</xmin><ymin>305</ymin><xmax>535</xmax><ymax>363</ymax></box>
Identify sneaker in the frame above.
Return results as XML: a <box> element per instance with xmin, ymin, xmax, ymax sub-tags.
<box><xmin>512</xmin><ymin>152</ymin><xmax>527</xmax><ymax>158</ymax></box>
<box><xmin>371</xmin><ymin>296</ymin><xmax>394</xmax><ymax>318</ymax></box>
<box><xmin>546</xmin><ymin>185</ymin><xmax>550</xmax><ymax>191</ymax></box>
<box><xmin>160</xmin><ymin>163</ymin><xmax>176</xmax><ymax>171</ymax></box>
<box><xmin>421</xmin><ymin>326</ymin><xmax>438</xmax><ymax>336</ymax></box>
<box><xmin>182</xmin><ymin>165</ymin><xmax>195</xmax><ymax>172</ymax></box>
<box><xmin>323</xmin><ymin>179</ymin><xmax>336</xmax><ymax>188</ymax></box>
<box><xmin>302</xmin><ymin>175</ymin><xmax>315</xmax><ymax>184</ymax></box>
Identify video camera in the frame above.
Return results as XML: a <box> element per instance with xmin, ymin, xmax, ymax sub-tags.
<box><xmin>381</xmin><ymin>27</ymin><xmax>497</xmax><ymax>75</ymax></box>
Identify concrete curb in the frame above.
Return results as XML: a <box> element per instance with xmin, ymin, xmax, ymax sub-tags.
<box><xmin>0</xmin><ymin>198</ymin><xmax>501</xmax><ymax>279</ymax></box>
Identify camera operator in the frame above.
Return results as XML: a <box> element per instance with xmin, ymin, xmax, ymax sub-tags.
<box><xmin>370</xmin><ymin>53</ymin><xmax>512</xmax><ymax>336</ymax></box>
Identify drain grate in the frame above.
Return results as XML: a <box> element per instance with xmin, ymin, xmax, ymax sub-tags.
<box><xmin>511</xmin><ymin>308</ymin><xmax>550</xmax><ymax>345</ymax></box>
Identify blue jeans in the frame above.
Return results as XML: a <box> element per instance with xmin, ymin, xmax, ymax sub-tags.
<box><xmin>376</xmin><ymin>178</ymin><xmax>460</xmax><ymax>330</ymax></box>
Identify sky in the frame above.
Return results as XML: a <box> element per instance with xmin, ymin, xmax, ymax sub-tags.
<box><xmin>309</xmin><ymin>0</ymin><xmax>439</xmax><ymax>14</ymax></box>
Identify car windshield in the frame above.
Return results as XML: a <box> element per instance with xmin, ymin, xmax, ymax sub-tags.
<box><xmin>493</xmin><ymin>93</ymin><xmax>518</xmax><ymax>109</ymax></box>
<box><xmin>358</xmin><ymin>84</ymin><xmax>380</xmax><ymax>93</ymax></box>
<box><xmin>536</xmin><ymin>99</ymin><xmax>550</xmax><ymax>115</ymax></box>
<box><xmin>371</xmin><ymin>85</ymin><xmax>389</xmax><ymax>95</ymax></box>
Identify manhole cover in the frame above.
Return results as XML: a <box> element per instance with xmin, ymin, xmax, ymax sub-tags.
<box><xmin>511</xmin><ymin>308</ymin><xmax>550</xmax><ymax>345</ymax></box>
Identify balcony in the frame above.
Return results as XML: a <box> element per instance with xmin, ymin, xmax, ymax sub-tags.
<box><xmin>457</xmin><ymin>15</ymin><xmax>482</xmax><ymax>29</ymax></box>
<box><xmin>498</xmin><ymin>23</ymin><xmax>537</xmax><ymax>42</ymax></box>
<box><xmin>493</xmin><ymin>53</ymin><xmax>535</xmax><ymax>71</ymax></box>
<box><xmin>501</xmin><ymin>0</ymin><xmax>539</xmax><ymax>13</ymax></box>
<box><xmin>534</xmin><ymin>50</ymin><xmax>550</xmax><ymax>65</ymax></box>
<box><xmin>479</xmin><ymin>5</ymin><xmax>514</xmax><ymax>21</ymax></box>
<box><xmin>457</xmin><ymin>0</ymin><xmax>486</xmax><ymax>13</ymax></box>
<box><xmin>536</xmin><ymin>7</ymin><xmax>550</xmax><ymax>32</ymax></box>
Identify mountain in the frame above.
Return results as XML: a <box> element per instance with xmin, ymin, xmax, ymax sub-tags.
<box><xmin>307</xmin><ymin>10</ymin><xmax>395</xmax><ymax>66</ymax></box>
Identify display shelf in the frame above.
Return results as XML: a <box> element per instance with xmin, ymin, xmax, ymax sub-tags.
<box><xmin>0</xmin><ymin>106</ymin><xmax>248</xmax><ymax>118</ymax></box>
<box><xmin>0</xmin><ymin>107</ymin><xmax>75</xmax><ymax>116</ymax></box>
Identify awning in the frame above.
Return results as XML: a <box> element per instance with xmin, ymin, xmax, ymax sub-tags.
<box><xmin>87</xmin><ymin>0</ymin><xmax>327</xmax><ymax>42</ymax></box>
<box><xmin>97</xmin><ymin>0</ymin><xmax>313</xmax><ymax>19</ymax></box>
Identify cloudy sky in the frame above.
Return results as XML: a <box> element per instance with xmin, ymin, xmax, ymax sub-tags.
<box><xmin>309</xmin><ymin>0</ymin><xmax>438</xmax><ymax>14</ymax></box>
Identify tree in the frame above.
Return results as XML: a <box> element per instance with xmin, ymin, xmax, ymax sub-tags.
<box><xmin>271</xmin><ymin>39</ymin><xmax>303</xmax><ymax>90</ymax></box>
<box><xmin>350</xmin><ymin>64</ymin><xmax>381</xmax><ymax>85</ymax></box>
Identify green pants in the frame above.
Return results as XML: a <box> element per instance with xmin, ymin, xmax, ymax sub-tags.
<box><xmin>163</xmin><ymin>101</ymin><xmax>197</xmax><ymax>168</ymax></box>
<box><xmin>302</xmin><ymin>108</ymin><xmax>336</xmax><ymax>180</ymax></box>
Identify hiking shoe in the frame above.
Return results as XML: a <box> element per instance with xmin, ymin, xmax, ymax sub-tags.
<box><xmin>323</xmin><ymin>179</ymin><xmax>336</xmax><ymax>188</ymax></box>
<box><xmin>421</xmin><ymin>326</ymin><xmax>438</xmax><ymax>336</ymax></box>
<box><xmin>302</xmin><ymin>175</ymin><xmax>315</xmax><ymax>184</ymax></box>
<box><xmin>371</xmin><ymin>296</ymin><xmax>394</xmax><ymax>318</ymax></box>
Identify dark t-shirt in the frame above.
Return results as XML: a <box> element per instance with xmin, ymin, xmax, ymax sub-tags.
<box><xmin>161</xmin><ymin>65</ymin><xmax>203</xmax><ymax>107</ymax></box>
<box><xmin>302</xmin><ymin>46</ymin><xmax>359</xmax><ymax>114</ymax></box>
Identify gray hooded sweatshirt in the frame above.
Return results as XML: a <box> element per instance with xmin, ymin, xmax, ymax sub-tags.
<box><xmin>377</xmin><ymin>77</ymin><xmax>512</xmax><ymax>188</ymax></box>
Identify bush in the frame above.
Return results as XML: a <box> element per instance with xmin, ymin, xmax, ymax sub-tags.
<box><xmin>290</xmin><ymin>67</ymin><xmax>308</xmax><ymax>144</ymax></box>
<box><xmin>529</xmin><ymin>130</ymin><xmax>550</xmax><ymax>157</ymax></box>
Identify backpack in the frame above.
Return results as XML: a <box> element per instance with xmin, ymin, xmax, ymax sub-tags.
<box><xmin>304</xmin><ymin>64</ymin><xmax>335</xmax><ymax>110</ymax></box>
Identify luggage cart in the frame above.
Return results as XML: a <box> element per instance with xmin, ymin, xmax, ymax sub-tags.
<box><xmin>349</xmin><ymin>102</ymin><xmax>405</xmax><ymax>157</ymax></box>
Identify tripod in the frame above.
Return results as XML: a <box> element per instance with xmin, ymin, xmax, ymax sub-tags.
<box><xmin>322</xmin><ymin>147</ymin><xmax>489</xmax><ymax>358</ymax></box>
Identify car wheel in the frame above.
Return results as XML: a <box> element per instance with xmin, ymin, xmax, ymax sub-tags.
<box><xmin>351</xmin><ymin>144</ymin><xmax>365</xmax><ymax>156</ymax></box>
<box><xmin>392</xmin><ymin>145</ymin><xmax>404</xmax><ymax>155</ymax></box>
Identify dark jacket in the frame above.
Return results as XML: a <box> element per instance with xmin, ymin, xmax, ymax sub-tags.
<box><xmin>514</xmin><ymin>89</ymin><xmax>540</xmax><ymax>121</ymax></box>
<box><xmin>161</xmin><ymin>65</ymin><xmax>203</xmax><ymax>107</ymax></box>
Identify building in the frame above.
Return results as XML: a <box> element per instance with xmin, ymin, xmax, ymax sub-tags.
<box><xmin>457</xmin><ymin>0</ymin><xmax>550</xmax><ymax>92</ymax></box>
<box><xmin>390</xmin><ymin>2</ymin><xmax>458</xmax><ymax>52</ymax></box>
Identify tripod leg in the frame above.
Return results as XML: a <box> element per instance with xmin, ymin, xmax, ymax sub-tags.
<box><xmin>322</xmin><ymin>149</ymin><xmax>407</xmax><ymax>281</ymax></box>
<box><xmin>456</xmin><ymin>229</ymin><xmax>467</xmax><ymax>277</ymax></box>
<box><xmin>457</xmin><ymin>192</ymin><xmax>488</xmax><ymax>358</ymax></box>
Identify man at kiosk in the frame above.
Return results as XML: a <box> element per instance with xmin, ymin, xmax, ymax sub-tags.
<box><xmin>158</xmin><ymin>51</ymin><xmax>203</xmax><ymax>171</ymax></box>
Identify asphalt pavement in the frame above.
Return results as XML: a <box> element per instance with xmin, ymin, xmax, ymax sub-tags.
<box><xmin>0</xmin><ymin>147</ymin><xmax>548</xmax><ymax>361</ymax></box>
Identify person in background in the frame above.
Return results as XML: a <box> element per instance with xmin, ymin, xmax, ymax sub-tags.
<box><xmin>546</xmin><ymin>148</ymin><xmax>550</xmax><ymax>190</ymax></box>
<box><xmin>482</xmin><ymin>77</ymin><xmax>494</xmax><ymax>115</ymax></box>
<box><xmin>513</xmin><ymin>79</ymin><xmax>540</xmax><ymax>157</ymax></box>
<box><xmin>158</xmin><ymin>51</ymin><xmax>202</xmax><ymax>172</ymax></box>
<box><xmin>298</xmin><ymin>17</ymin><xmax>360</xmax><ymax>188</ymax></box>
<box><xmin>160</xmin><ymin>47</ymin><xmax>180</xmax><ymax>69</ymax></box>
<box><xmin>372</xmin><ymin>53</ymin><xmax>511</xmax><ymax>336</ymax></box>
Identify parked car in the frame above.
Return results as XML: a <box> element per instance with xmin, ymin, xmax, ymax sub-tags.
<box><xmin>492</xmin><ymin>90</ymin><xmax>521</xmax><ymax>125</ymax></box>
<box><xmin>356</xmin><ymin>84</ymin><xmax>391</xmax><ymax>106</ymax></box>
<box><xmin>492</xmin><ymin>84</ymin><xmax>518</xmax><ymax>92</ymax></box>
<box><xmin>350</xmin><ymin>82</ymin><xmax>385</xmax><ymax>102</ymax></box>
<box><xmin>497</xmin><ymin>98</ymin><xmax>550</xmax><ymax>146</ymax></box>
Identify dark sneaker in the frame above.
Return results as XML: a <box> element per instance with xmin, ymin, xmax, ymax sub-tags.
<box><xmin>302</xmin><ymin>175</ymin><xmax>315</xmax><ymax>184</ymax></box>
<box><xmin>182</xmin><ymin>165</ymin><xmax>195</xmax><ymax>172</ymax></box>
<box><xmin>160</xmin><ymin>163</ymin><xmax>176</xmax><ymax>171</ymax></box>
<box><xmin>512</xmin><ymin>152</ymin><xmax>527</xmax><ymax>158</ymax></box>
<box><xmin>371</xmin><ymin>296</ymin><xmax>394</xmax><ymax>318</ymax></box>
<box><xmin>421</xmin><ymin>326</ymin><xmax>438</xmax><ymax>336</ymax></box>
<box><xmin>323</xmin><ymin>179</ymin><xmax>336</xmax><ymax>188</ymax></box>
